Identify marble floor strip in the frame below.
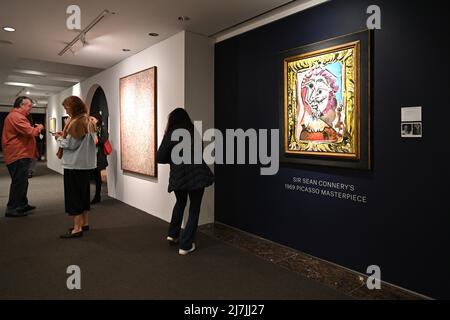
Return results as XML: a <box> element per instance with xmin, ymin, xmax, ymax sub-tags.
<box><xmin>199</xmin><ymin>223</ymin><xmax>427</xmax><ymax>300</ymax></box>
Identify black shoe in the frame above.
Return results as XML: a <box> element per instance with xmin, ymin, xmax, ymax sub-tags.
<box><xmin>60</xmin><ymin>230</ymin><xmax>83</xmax><ymax>239</ymax></box>
<box><xmin>5</xmin><ymin>211</ymin><xmax>28</xmax><ymax>218</ymax></box>
<box><xmin>90</xmin><ymin>197</ymin><xmax>101</xmax><ymax>205</ymax></box>
<box><xmin>69</xmin><ymin>225</ymin><xmax>90</xmax><ymax>232</ymax></box>
<box><xmin>20</xmin><ymin>205</ymin><xmax>36</xmax><ymax>214</ymax></box>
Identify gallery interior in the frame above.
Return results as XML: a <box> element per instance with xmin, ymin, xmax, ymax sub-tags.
<box><xmin>0</xmin><ymin>0</ymin><xmax>448</xmax><ymax>300</ymax></box>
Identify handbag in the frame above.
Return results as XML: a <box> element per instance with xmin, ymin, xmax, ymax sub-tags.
<box><xmin>103</xmin><ymin>139</ymin><xmax>112</xmax><ymax>155</ymax></box>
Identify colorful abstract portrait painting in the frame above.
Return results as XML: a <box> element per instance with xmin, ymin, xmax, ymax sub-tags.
<box><xmin>285</xmin><ymin>42</ymin><xmax>359</xmax><ymax>156</ymax></box>
<box><xmin>280</xmin><ymin>30</ymin><xmax>371</xmax><ymax>170</ymax></box>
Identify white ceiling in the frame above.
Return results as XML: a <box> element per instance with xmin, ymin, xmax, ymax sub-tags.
<box><xmin>0</xmin><ymin>0</ymin><xmax>298</xmax><ymax>106</ymax></box>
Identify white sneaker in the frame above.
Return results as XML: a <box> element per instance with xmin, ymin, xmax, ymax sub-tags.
<box><xmin>167</xmin><ymin>236</ymin><xmax>179</xmax><ymax>244</ymax></box>
<box><xmin>179</xmin><ymin>243</ymin><xmax>196</xmax><ymax>255</ymax></box>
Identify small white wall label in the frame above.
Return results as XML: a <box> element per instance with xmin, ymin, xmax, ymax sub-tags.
<box><xmin>401</xmin><ymin>107</ymin><xmax>422</xmax><ymax>138</ymax></box>
<box><xmin>401</xmin><ymin>106</ymin><xmax>422</xmax><ymax>122</ymax></box>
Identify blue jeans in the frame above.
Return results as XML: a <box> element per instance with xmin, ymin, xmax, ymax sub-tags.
<box><xmin>6</xmin><ymin>158</ymin><xmax>31</xmax><ymax>213</ymax></box>
<box><xmin>168</xmin><ymin>189</ymin><xmax>205</xmax><ymax>250</ymax></box>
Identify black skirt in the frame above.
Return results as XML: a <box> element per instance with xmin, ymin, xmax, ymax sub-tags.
<box><xmin>64</xmin><ymin>169</ymin><xmax>91</xmax><ymax>216</ymax></box>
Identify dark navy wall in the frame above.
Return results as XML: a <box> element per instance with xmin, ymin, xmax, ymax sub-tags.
<box><xmin>215</xmin><ymin>0</ymin><xmax>450</xmax><ymax>298</ymax></box>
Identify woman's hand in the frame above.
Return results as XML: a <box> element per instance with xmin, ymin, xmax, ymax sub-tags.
<box><xmin>54</xmin><ymin>131</ymin><xmax>63</xmax><ymax>139</ymax></box>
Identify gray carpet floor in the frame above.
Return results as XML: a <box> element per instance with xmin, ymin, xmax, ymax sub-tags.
<box><xmin>0</xmin><ymin>160</ymin><xmax>350</xmax><ymax>300</ymax></box>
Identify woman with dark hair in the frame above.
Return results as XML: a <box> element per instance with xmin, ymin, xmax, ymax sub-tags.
<box><xmin>157</xmin><ymin>108</ymin><xmax>214</xmax><ymax>255</ymax></box>
<box><xmin>55</xmin><ymin>96</ymin><xmax>97</xmax><ymax>238</ymax></box>
<box><xmin>90</xmin><ymin>113</ymin><xmax>108</xmax><ymax>204</ymax></box>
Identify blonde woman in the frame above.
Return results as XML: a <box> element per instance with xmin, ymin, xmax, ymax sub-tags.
<box><xmin>55</xmin><ymin>96</ymin><xmax>97</xmax><ymax>238</ymax></box>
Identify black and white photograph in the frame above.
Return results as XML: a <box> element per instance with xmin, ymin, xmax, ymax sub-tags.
<box><xmin>413</xmin><ymin>123</ymin><xmax>422</xmax><ymax>136</ymax></box>
<box><xmin>402</xmin><ymin>122</ymin><xmax>422</xmax><ymax>138</ymax></box>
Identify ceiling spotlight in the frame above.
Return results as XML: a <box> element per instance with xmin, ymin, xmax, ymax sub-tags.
<box><xmin>2</xmin><ymin>26</ymin><xmax>16</xmax><ymax>32</ymax></box>
<box><xmin>26</xmin><ymin>91</ymin><xmax>30</xmax><ymax>95</ymax></box>
<box><xmin>148</xmin><ymin>33</ymin><xmax>159</xmax><ymax>37</ymax></box>
<box><xmin>122</xmin><ymin>48</ymin><xmax>131</xmax><ymax>52</ymax></box>
<box><xmin>80</xmin><ymin>33</ymin><xmax>88</xmax><ymax>47</ymax></box>
<box><xmin>178</xmin><ymin>16</ymin><xmax>190</xmax><ymax>21</ymax></box>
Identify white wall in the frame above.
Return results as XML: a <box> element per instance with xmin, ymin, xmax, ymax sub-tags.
<box><xmin>46</xmin><ymin>31</ymin><xmax>215</xmax><ymax>225</ymax></box>
<box><xmin>185</xmin><ymin>32</ymin><xmax>215</xmax><ymax>225</ymax></box>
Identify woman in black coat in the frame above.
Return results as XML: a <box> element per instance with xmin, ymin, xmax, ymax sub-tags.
<box><xmin>157</xmin><ymin>108</ymin><xmax>214</xmax><ymax>255</ymax></box>
<box><xmin>91</xmin><ymin>113</ymin><xmax>108</xmax><ymax>204</ymax></box>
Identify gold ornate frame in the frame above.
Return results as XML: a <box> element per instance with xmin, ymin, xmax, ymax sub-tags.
<box><xmin>284</xmin><ymin>41</ymin><xmax>360</xmax><ymax>160</ymax></box>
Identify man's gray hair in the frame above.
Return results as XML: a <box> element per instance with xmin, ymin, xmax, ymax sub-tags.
<box><xmin>13</xmin><ymin>96</ymin><xmax>32</xmax><ymax>108</ymax></box>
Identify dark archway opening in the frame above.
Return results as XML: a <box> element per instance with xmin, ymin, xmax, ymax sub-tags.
<box><xmin>88</xmin><ymin>86</ymin><xmax>109</xmax><ymax>194</ymax></box>
<box><xmin>89</xmin><ymin>87</ymin><xmax>109</xmax><ymax>133</ymax></box>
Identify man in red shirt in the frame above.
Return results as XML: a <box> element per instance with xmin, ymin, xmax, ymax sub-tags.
<box><xmin>2</xmin><ymin>96</ymin><xmax>44</xmax><ymax>217</ymax></box>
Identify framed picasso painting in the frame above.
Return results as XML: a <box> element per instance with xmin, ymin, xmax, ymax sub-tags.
<box><xmin>280</xmin><ymin>30</ymin><xmax>372</xmax><ymax>170</ymax></box>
